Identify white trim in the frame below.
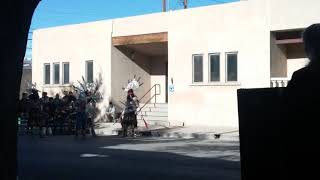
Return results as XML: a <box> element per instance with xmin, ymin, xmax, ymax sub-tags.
<box><xmin>53</xmin><ymin>62</ymin><xmax>60</xmax><ymax>85</ymax></box>
<box><xmin>270</xmin><ymin>77</ymin><xmax>290</xmax><ymax>81</ymax></box>
<box><xmin>190</xmin><ymin>82</ymin><xmax>241</xmax><ymax>87</ymax></box>
<box><xmin>192</xmin><ymin>54</ymin><xmax>204</xmax><ymax>83</ymax></box>
<box><xmin>62</xmin><ymin>62</ymin><xmax>70</xmax><ymax>85</ymax></box>
<box><xmin>208</xmin><ymin>53</ymin><xmax>221</xmax><ymax>82</ymax></box>
<box><xmin>225</xmin><ymin>52</ymin><xmax>238</xmax><ymax>83</ymax></box>
<box><xmin>85</xmin><ymin>60</ymin><xmax>94</xmax><ymax>83</ymax></box>
<box><xmin>43</xmin><ymin>84</ymin><xmax>72</xmax><ymax>88</ymax></box>
<box><xmin>43</xmin><ymin>63</ymin><xmax>51</xmax><ymax>85</ymax></box>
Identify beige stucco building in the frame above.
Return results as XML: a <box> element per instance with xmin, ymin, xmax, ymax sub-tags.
<box><xmin>32</xmin><ymin>0</ymin><xmax>319</xmax><ymax>127</ymax></box>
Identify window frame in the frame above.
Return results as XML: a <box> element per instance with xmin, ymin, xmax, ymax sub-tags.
<box><xmin>208</xmin><ymin>53</ymin><xmax>221</xmax><ymax>82</ymax></box>
<box><xmin>43</xmin><ymin>63</ymin><xmax>51</xmax><ymax>85</ymax></box>
<box><xmin>192</xmin><ymin>54</ymin><xmax>204</xmax><ymax>83</ymax></box>
<box><xmin>225</xmin><ymin>52</ymin><xmax>238</xmax><ymax>82</ymax></box>
<box><xmin>53</xmin><ymin>62</ymin><xmax>60</xmax><ymax>85</ymax></box>
<box><xmin>62</xmin><ymin>62</ymin><xmax>70</xmax><ymax>85</ymax></box>
<box><xmin>85</xmin><ymin>60</ymin><xmax>94</xmax><ymax>83</ymax></box>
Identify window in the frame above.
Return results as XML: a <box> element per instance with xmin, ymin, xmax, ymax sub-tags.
<box><xmin>53</xmin><ymin>63</ymin><xmax>60</xmax><ymax>84</ymax></box>
<box><xmin>226</xmin><ymin>53</ymin><xmax>238</xmax><ymax>82</ymax></box>
<box><xmin>86</xmin><ymin>61</ymin><xmax>93</xmax><ymax>83</ymax></box>
<box><xmin>44</xmin><ymin>64</ymin><xmax>50</xmax><ymax>85</ymax></box>
<box><xmin>63</xmin><ymin>63</ymin><xmax>70</xmax><ymax>84</ymax></box>
<box><xmin>192</xmin><ymin>55</ymin><xmax>203</xmax><ymax>83</ymax></box>
<box><xmin>209</xmin><ymin>54</ymin><xmax>220</xmax><ymax>82</ymax></box>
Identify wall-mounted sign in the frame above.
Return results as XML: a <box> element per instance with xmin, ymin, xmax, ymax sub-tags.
<box><xmin>169</xmin><ymin>84</ymin><xmax>175</xmax><ymax>93</ymax></box>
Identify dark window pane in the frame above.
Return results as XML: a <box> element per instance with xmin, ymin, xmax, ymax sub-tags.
<box><xmin>44</xmin><ymin>64</ymin><xmax>50</xmax><ymax>84</ymax></box>
<box><xmin>63</xmin><ymin>63</ymin><xmax>69</xmax><ymax>84</ymax></box>
<box><xmin>54</xmin><ymin>64</ymin><xmax>60</xmax><ymax>84</ymax></box>
<box><xmin>210</xmin><ymin>54</ymin><xmax>220</xmax><ymax>82</ymax></box>
<box><xmin>86</xmin><ymin>61</ymin><xmax>93</xmax><ymax>83</ymax></box>
<box><xmin>227</xmin><ymin>54</ymin><xmax>238</xmax><ymax>81</ymax></box>
<box><xmin>193</xmin><ymin>55</ymin><xmax>203</xmax><ymax>82</ymax></box>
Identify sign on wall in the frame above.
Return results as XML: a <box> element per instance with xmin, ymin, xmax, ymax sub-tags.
<box><xmin>169</xmin><ymin>77</ymin><xmax>174</xmax><ymax>93</ymax></box>
<box><xmin>169</xmin><ymin>84</ymin><xmax>175</xmax><ymax>93</ymax></box>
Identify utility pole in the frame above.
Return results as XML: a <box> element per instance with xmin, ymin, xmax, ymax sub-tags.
<box><xmin>163</xmin><ymin>0</ymin><xmax>167</xmax><ymax>12</ymax></box>
<box><xmin>183</xmin><ymin>0</ymin><xmax>188</xmax><ymax>9</ymax></box>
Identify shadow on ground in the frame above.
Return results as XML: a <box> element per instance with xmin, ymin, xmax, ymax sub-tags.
<box><xmin>18</xmin><ymin>135</ymin><xmax>240</xmax><ymax>180</ymax></box>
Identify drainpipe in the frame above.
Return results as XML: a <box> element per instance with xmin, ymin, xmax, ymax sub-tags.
<box><xmin>163</xmin><ymin>0</ymin><xmax>166</xmax><ymax>12</ymax></box>
<box><xmin>109</xmin><ymin>20</ymin><xmax>114</xmax><ymax>106</ymax></box>
<box><xmin>111</xmin><ymin>20</ymin><xmax>114</xmax><ymax>38</ymax></box>
<box><xmin>184</xmin><ymin>0</ymin><xmax>188</xmax><ymax>9</ymax></box>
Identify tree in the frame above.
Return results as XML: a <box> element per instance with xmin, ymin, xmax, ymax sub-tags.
<box><xmin>0</xmin><ymin>0</ymin><xmax>40</xmax><ymax>179</ymax></box>
<box><xmin>73</xmin><ymin>75</ymin><xmax>104</xmax><ymax>102</ymax></box>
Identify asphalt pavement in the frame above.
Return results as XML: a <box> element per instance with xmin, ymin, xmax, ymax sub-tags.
<box><xmin>18</xmin><ymin>135</ymin><xmax>240</xmax><ymax>180</ymax></box>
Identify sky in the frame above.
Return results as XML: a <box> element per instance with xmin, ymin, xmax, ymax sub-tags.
<box><xmin>26</xmin><ymin>0</ymin><xmax>238</xmax><ymax>59</ymax></box>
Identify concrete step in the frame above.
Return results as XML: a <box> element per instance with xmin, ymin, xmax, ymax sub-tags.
<box><xmin>142</xmin><ymin>103</ymin><xmax>168</xmax><ymax>108</ymax></box>
<box><xmin>137</xmin><ymin>119</ymin><xmax>169</xmax><ymax>127</ymax></box>
<box><xmin>140</xmin><ymin>107</ymin><xmax>168</xmax><ymax>112</ymax></box>
<box><xmin>94</xmin><ymin>123</ymin><xmax>122</xmax><ymax>136</ymax></box>
<box><xmin>139</xmin><ymin>111</ymin><xmax>168</xmax><ymax>117</ymax></box>
<box><xmin>137</xmin><ymin>115</ymin><xmax>168</xmax><ymax>121</ymax></box>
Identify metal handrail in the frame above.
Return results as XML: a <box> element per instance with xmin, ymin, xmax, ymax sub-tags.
<box><xmin>138</xmin><ymin>84</ymin><xmax>161</xmax><ymax>103</ymax></box>
<box><xmin>118</xmin><ymin>84</ymin><xmax>161</xmax><ymax>129</ymax></box>
<box><xmin>137</xmin><ymin>84</ymin><xmax>161</xmax><ymax>114</ymax></box>
<box><xmin>119</xmin><ymin>84</ymin><xmax>161</xmax><ymax>113</ymax></box>
<box><xmin>137</xmin><ymin>93</ymin><xmax>158</xmax><ymax>114</ymax></box>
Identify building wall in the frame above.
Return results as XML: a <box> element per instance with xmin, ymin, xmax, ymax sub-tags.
<box><xmin>20</xmin><ymin>68</ymin><xmax>32</xmax><ymax>98</ymax></box>
<box><xmin>32</xmin><ymin>20</ymin><xmax>113</xmax><ymax>107</ymax></box>
<box><xmin>32</xmin><ymin>0</ymin><xmax>320</xmax><ymax>127</ymax></box>
<box><xmin>269</xmin><ymin>0</ymin><xmax>320</xmax><ymax>31</ymax></box>
<box><xmin>111</xmin><ymin>11</ymin><xmax>169</xmax><ymax>105</ymax></box>
<box><xmin>267</xmin><ymin>0</ymin><xmax>318</xmax><ymax>80</ymax></box>
<box><xmin>287</xmin><ymin>58</ymin><xmax>309</xmax><ymax>79</ymax></box>
<box><xmin>112</xmin><ymin>13</ymin><xmax>169</xmax><ymax>37</ymax></box>
<box><xmin>286</xmin><ymin>43</ymin><xmax>309</xmax><ymax>78</ymax></box>
<box><xmin>111</xmin><ymin>46</ymin><xmax>151</xmax><ymax>107</ymax></box>
<box><xmin>166</xmin><ymin>0</ymin><xmax>319</xmax><ymax>127</ymax></box>
<box><xmin>167</xmin><ymin>0</ymin><xmax>270</xmax><ymax>127</ymax></box>
<box><xmin>270</xmin><ymin>34</ymin><xmax>287</xmax><ymax>77</ymax></box>
<box><xmin>150</xmin><ymin>56</ymin><xmax>167</xmax><ymax>103</ymax></box>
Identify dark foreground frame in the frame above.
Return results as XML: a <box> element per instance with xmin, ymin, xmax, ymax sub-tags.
<box><xmin>238</xmin><ymin>88</ymin><xmax>287</xmax><ymax>180</ymax></box>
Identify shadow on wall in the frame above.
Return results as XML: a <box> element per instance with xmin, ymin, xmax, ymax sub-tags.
<box><xmin>116</xmin><ymin>46</ymin><xmax>151</xmax><ymax>74</ymax></box>
<box><xmin>19</xmin><ymin>67</ymin><xmax>32</xmax><ymax>98</ymax></box>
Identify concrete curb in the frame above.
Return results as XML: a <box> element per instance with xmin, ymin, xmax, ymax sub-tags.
<box><xmin>95</xmin><ymin>123</ymin><xmax>239</xmax><ymax>140</ymax></box>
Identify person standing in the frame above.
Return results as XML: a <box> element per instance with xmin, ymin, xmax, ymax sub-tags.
<box><xmin>75</xmin><ymin>93</ymin><xmax>87</xmax><ymax>138</ymax></box>
<box><xmin>18</xmin><ymin>92</ymin><xmax>30</xmax><ymax>133</ymax></box>
<box><xmin>39</xmin><ymin>92</ymin><xmax>50</xmax><ymax>137</ymax></box>
<box><xmin>127</xmin><ymin>89</ymin><xmax>139</xmax><ymax>128</ymax></box>
<box><xmin>18</xmin><ymin>92</ymin><xmax>30</xmax><ymax>121</ymax></box>
<box><xmin>121</xmin><ymin>89</ymin><xmax>139</xmax><ymax>137</ymax></box>
<box><xmin>28</xmin><ymin>90</ymin><xmax>41</xmax><ymax>135</ymax></box>
<box><xmin>283</xmin><ymin>24</ymin><xmax>320</xmax><ymax>180</ymax></box>
<box><xmin>40</xmin><ymin>92</ymin><xmax>49</xmax><ymax>105</ymax></box>
<box><xmin>86</xmin><ymin>101</ymin><xmax>97</xmax><ymax>137</ymax></box>
<box><xmin>47</xmin><ymin>97</ymin><xmax>55</xmax><ymax>135</ymax></box>
<box><xmin>53</xmin><ymin>93</ymin><xmax>62</xmax><ymax>109</ymax></box>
